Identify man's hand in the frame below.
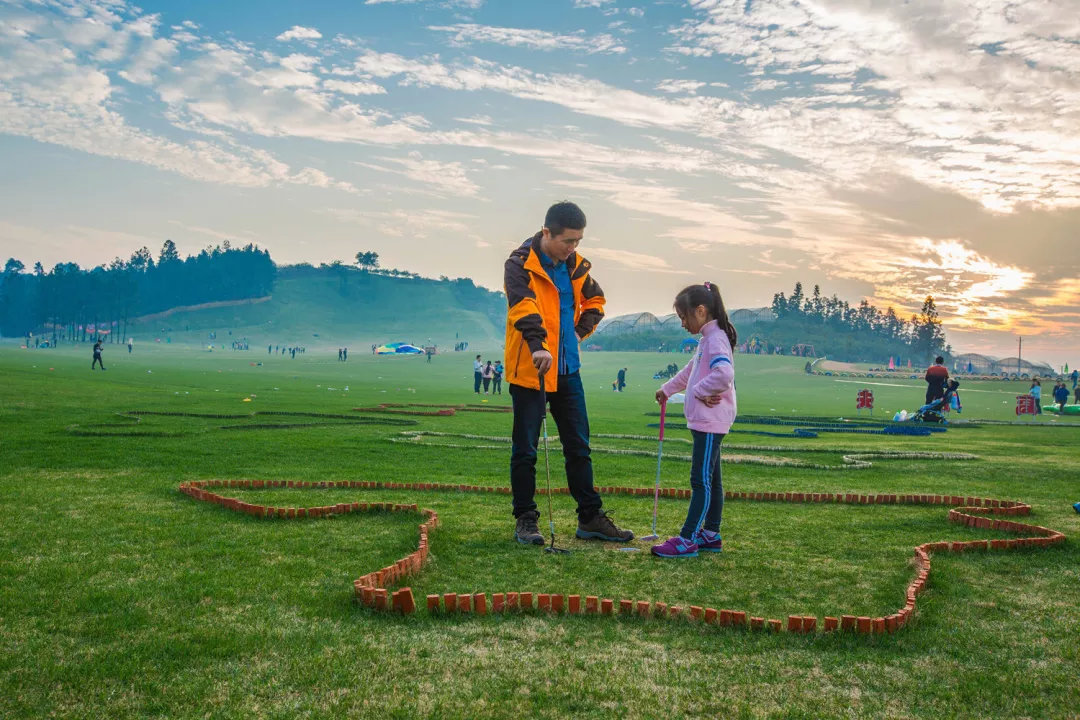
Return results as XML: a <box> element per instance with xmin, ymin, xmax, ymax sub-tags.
<box><xmin>655</xmin><ymin>389</ymin><xmax>667</xmax><ymax>405</ymax></box>
<box><xmin>532</xmin><ymin>349</ymin><xmax>553</xmax><ymax>376</ymax></box>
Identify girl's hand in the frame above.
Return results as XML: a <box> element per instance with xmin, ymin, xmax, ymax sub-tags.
<box><xmin>698</xmin><ymin>393</ymin><xmax>724</xmax><ymax>407</ymax></box>
<box><xmin>655</xmin><ymin>389</ymin><xmax>667</xmax><ymax>405</ymax></box>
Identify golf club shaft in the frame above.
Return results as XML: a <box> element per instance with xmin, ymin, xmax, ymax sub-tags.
<box><xmin>650</xmin><ymin>400</ymin><xmax>666</xmax><ymax>537</ymax></box>
<box><xmin>538</xmin><ymin>364</ymin><xmax>556</xmax><ymax>541</ymax></box>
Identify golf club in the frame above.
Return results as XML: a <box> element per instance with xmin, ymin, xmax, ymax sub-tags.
<box><xmin>538</xmin><ymin>362</ymin><xmax>570</xmax><ymax>555</ymax></box>
<box><xmin>641</xmin><ymin>398</ymin><xmax>666</xmax><ymax>541</ymax></box>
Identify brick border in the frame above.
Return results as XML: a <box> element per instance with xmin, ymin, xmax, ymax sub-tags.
<box><xmin>177</xmin><ymin>480</ymin><xmax>1065</xmax><ymax>635</ymax></box>
<box><xmin>351</xmin><ymin>403</ymin><xmax>513</xmax><ymax>416</ymax></box>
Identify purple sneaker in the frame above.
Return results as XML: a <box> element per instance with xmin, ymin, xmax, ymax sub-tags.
<box><xmin>694</xmin><ymin>529</ymin><xmax>723</xmax><ymax>553</ymax></box>
<box><xmin>651</xmin><ymin>536</ymin><xmax>699</xmax><ymax>558</ymax></box>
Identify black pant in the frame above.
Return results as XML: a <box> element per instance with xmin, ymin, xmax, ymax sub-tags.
<box><xmin>926</xmin><ymin>387</ymin><xmax>944</xmax><ymax>405</ymax></box>
<box><xmin>92</xmin><ymin>354</ymin><xmax>104</xmax><ymax>369</ymax></box>
<box><xmin>681</xmin><ymin>430</ymin><xmax>724</xmax><ymax>538</ymax></box>
<box><xmin>474</xmin><ymin>371</ymin><xmax>482</xmax><ymax>393</ymax></box>
<box><xmin>493</xmin><ymin>377</ymin><xmax>502</xmax><ymax>394</ymax></box>
<box><xmin>483</xmin><ymin>376</ymin><xmax>491</xmax><ymax>392</ymax></box>
<box><xmin>510</xmin><ymin>372</ymin><xmax>601</xmax><ymax>521</ymax></box>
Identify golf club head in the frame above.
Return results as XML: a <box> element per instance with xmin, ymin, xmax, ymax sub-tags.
<box><xmin>641</xmin><ymin>534</ymin><xmax>660</xmax><ymax>541</ymax></box>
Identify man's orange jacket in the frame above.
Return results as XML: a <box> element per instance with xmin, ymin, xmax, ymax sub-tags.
<box><xmin>503</xmin><ymin>233</ymin><xmax>605</xmax><ymax>391</ymax></box>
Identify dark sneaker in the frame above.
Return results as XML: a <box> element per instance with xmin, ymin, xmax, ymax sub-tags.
<box><xmin>693</xmin><ymin>529</ymin><xmax>723</xmax><ymax>553</ymax></box>
<box><xmin>651</xmin><ymin>536</ymin><xmax>699</xmax><ymax>558</ymax></box>
<box><xmin>514</xmin><ymin>511</ymin><xmax>544</xmax><ymax>545</ymax></box>
<box><xmin>576</xmin><ymin>510</ymin><xmax>634</xmax><ymax>542</ymax></box>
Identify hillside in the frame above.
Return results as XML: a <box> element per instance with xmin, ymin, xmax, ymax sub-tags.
<box><xmin>128</xmin><ymin>265</ymin><xmax>506</xmax><ymax>349</ymax></box>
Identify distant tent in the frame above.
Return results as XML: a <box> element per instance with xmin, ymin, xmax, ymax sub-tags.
<box><xmin>681</xmin><ymin>337</ymin><xmax>699</xmax><ymax>352</ymax></box>
<box><xmin>375</xmin><ymin>342</ymin><xmax>423</xmax><ymax>355</ymax></box>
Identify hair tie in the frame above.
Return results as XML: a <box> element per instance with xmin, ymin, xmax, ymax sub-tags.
<box><xmin>703</xmin><ymin>281</ymin><xmax>711</xmax><ymax>290</ymax></box>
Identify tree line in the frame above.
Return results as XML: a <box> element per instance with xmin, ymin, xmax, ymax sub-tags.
<box><xmin>0</xmin><ymin>241</ymin><xmax>275</xmax><ymax>342</ymax></box>
<box><xmin>769</xmin><ymin>282</ymin><xmax>948</xmax><ymax>363</ymax></box>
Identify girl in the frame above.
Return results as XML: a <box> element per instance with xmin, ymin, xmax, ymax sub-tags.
<box><xmin>1030</xmin><ymin>379</ymin><xmax>1041</xmax><ymax>414</ymax></box>
<box><xmin>482</xmin><ymin>360</ymin><xmax>494</xmax><ymax>394</ymax></box>
<box><xmin>652</xmin><ymin>282</ymin><xmax>737</xmax><ymax>558</ymax></box>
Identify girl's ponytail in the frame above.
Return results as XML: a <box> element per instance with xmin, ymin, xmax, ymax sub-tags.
<box><xmin>705</xmin><ymin>282</ymin><xmax>738</xmax><ymax>347</ymax></box>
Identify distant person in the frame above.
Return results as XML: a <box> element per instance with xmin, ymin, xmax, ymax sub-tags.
<box><xmin>805</xmin><ymin>361</ymin><xmax>812</xmax><ymax>374</ymax></box>
<box><xmin>426</xmin><ymin>346</ymin><xmax>434</xmax><ymax>363</ymax></box>
<box><xmin>924</xmin><ymin>356</ymin><xmax>949</xmax><ymax>405</ymax></box>
<box><xmin>1054</xmin><ymin>381</ymin><xmax>1069</xmax><ymax>411</ymax></box>
<box><xmin>1072</xmin><ymin>368</ymin><xmax>1078</xmax><ymax>390</ymax></box>
<box><xmin>482</xmin><ymin>360</ymin><xmax>494</xmax><ymax>393</ymax></box>
<box><xmin>1074</xmin><ymin>384</ymin><xmax>1079</xmax><ymax>405</ymax></box>
<box><xmin>268</xmin><ymin>345</ymin><xmax>272</xmax><ymax>354</ymax></box>
<box><xmin>343</xmin><ymin>347</ymin><xmax>348</xmax><ymax>361</ymax></box>
<box><xmin>338</xmin><ymin>348</ymin><xmax>343</xmax><ymax>362</ymax></box>
<box><xmin>616</xmin><ymin>367</ymin><xmax>627</xmax><ymax>392</ymax></box>
<box><xmin>473</xmin><ymin>354</ymin><xmax>483</xmax><ymax>394</ymax></box>
<box><xmin>91</xmin><ymin>340</ymin><xmax>105</xmax><ymax>370</ymax></box>
<box><xmin>127</xmin><ymin>338</ymin><xmax>133</xmax><ymax>354</ymax></box>
<box><xmin>1029</xmin><ymin>379</ymin><xmax>1042</xmax><ymax>414</ymax></box>
<box><xmin>493</xmin><ymin>361</ymin><xmax>503</xmax><ymax>394</ymax></box>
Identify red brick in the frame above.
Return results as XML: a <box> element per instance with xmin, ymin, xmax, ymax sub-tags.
<box><xmin>732</xmin><ymin>611</ymin><xmax>747</xmax><ymax>626</ymax></box>
<box><xmin>704</xmin><ymin>608</ymin><xmax>717</xmax><ymax>624</ymax></box>
<box><xmin>857</xmin><ymin>616</ymin><xmax>872</xmax><ymax>633</ymax></box>
<box><xmin>399</xmin><ymin>588</ymin><xmax>416</xmax><ymax>614</ymax></box>
<box><xmin>601</xmin><ymin>599</ymin><xmax>614</xmax><ymax>615</ymax></box>
<box><xmin>538</xmin><ymin>594</ymin><xmax>551</xmax><ymax>611</ymax></box>
<box><xmin>620</xmin><ymin>599</ymin><xmax>634</xmax><ymax>615</ymax></box>
<box><xmin>636</xmin><ymin>600</ymin><xmax>650</xmax><ymax>617</ymax></box>
<box><xmin>824</xmin><ymin>617</ymin><xmax>839</xmax><ymax>632</ymax></box>
<box><xmin>750</xmin><ymin>617</ymin><xmax>764</xmax><ymax>630</ymax></box>
<box><xmin>788</xmin><ymin>615</ymin><xmax>803</xmax><ymax>632</ymax></box>
<box><xmin>375</xmin><ymin>589</ymin><xmax>388</xmax><ymax>611</ymax></box>
<box><xmin>654</xmin><ymin>602</ymin><xmax>668</xmax><ymax>617</ymax></box>
<box><xmin>768</xmin><ymin>619</ymin><xmax>783</xmax><ymax>632</ymax></box>
<box><xmin>551</xmin><ymin>594</ymin><xmax>564</xmax><ymax>613</ymax></box>
<box><xmin>586</xmin><ymin>596</ymin><xmax>599</xmax><ymax>614</ymax></box>
<box><xmin>361</xmin><ymin>587</ymin><xmax>375</xmax><ymax>606</ymax></box>
<box><xmin>690</xmin><ymin>606</ymin><xmax>703</xmax><ymax>621</ymax></box>
<box><xmin>520</xmin><ymin>592</ymin><xmax>533</xmax><ymax>610</ymax></box>
<box><xmin>506</xmin><ymin>592</ymin><xmax>519</xmax><ymax>610</ymax></box>
<box><xmin>719</xmin><ymin>610</ymin><xmax>732</xmax><ymax>626</ymax></box>
<box><xmin>474</xmin><ymin>593</ymin><xmax>487</xmax><ymax>615</ymax></box>
<box><xmin>457</xmin><ymin>594</ymin><xmax>471</xmax><ymax>613</ymax></box>
<box><xmin>427</xmin><ymin>594</ymin><xmax>440</xmax><ymax>612</ymax></box>
<box><xmin>885</xmin><ymin>614</ymin><xmax>898</xmax><ymax>633</ymax></box>
<box><xmin>443</xmin><ymin>593</ymin><xmax>457</xmax><ymax>612</ymax></box>
<box><xmin>872</xmin><ymin>618</ymin><xmax>886</xmax><ymax>634</ymax></box>
<box><xmin>568</xmin><ymin>595</ymin><xmax>581</xmax><ymax>614</ymax></box>
<box><xmin>492</xmin><ymin>593</ymin><xmax>505</xmax><ymax>612</ymax></box>
<box><xmin>668</xmin><ymin>606</ymin><xmax>682</xmax><ymax>619</ymax></box>
<box><xmin>802</xmin><ymin>616</ymin><xmax>816</xmax><ymax>633</ymax></box>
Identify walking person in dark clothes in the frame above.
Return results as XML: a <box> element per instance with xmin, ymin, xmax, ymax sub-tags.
<box><xmin>91</xmin><ymin>340</ymin><xmax>105</xmax><ymax>370</ymax></box>
<box><xmin>504</xmin><ymin>201</ymin><xmax>633</xmax><ymax>545</ymax></box>
<box><xmin>616</xmin><ymin>367</ymin><xmax>627</xmax><ymax>392</ymax></box>
<box><xmin>493</xmin><ymin>361</ymin><xmax>503</xmax><ymax>394</ymax></box>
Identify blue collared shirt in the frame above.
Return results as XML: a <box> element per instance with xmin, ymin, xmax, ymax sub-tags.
<box><xmin>537</xmin><ymin>249</ymin><xmax>580</xmax><ymax>375</ymax></box>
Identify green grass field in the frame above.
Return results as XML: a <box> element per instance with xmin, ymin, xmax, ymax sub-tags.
<box><xmin>2</xmin><ymin>343</ymin><xmax>1078</xmax><ymax>719</ymax></box>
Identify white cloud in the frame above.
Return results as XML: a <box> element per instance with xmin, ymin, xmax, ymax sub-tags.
<box><xmin>429</xmin><ymin>23</ymin><xmax>626</xmax><ymax>54</ymax></box>
<box><xmin>356</xmin><ymin>151</ymin><xmax>480</xmax><ymax>197</ymax></box>
<box><xmin>275</xmin><ymin>26</ymin><xmax>321</xmax><ymax>42</ymax></box>
<box><xmin>585</xmin><ymin>247</ymin><xmax>691</xmax><ymax>274</ymax></box>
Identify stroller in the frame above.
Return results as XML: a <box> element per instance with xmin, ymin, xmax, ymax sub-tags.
<box><xmin>912</xmin><ymin>380</ymin><xmax>961</xmax><ymax>423</ymax></box>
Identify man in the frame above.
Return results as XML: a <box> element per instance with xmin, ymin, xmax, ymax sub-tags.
<box><xmin>1053</xmin><ymin>381</ymin><xmax>1069</xmax><ymax>411</ymax></box>
<box><xmin>473</xmin><ymin>354</ymin><xmax>483</xmax><ymax>394</ymax></box>
<box><xmin>1072</xmin><ymin>368</ymin><xmax>1078</xmax><ymax>390</ymax></box>
<box><xmin>91</xmin><ymin>340</ymin><xmax>105</xmax><ymax>370</ymax></box>
<box><xmin>504</xmin><ymin>201</ymin><xmax>633</xmax><ymax>546</ymax></box>
<box><xmin>617</xmin><ymin>367</ymin><xmax>627</xmax><ymax>392</ymax></box>
<box><xmin>924</xmin><ymin>356</ymin><xmax>949</xmax><ymax>405</ymax></box>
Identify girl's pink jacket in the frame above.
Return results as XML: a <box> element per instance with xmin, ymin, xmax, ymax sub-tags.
<box><xmin>660</xmin><ymin>319</ymin><xmax>737</xmax><ymax>434</ymax></box>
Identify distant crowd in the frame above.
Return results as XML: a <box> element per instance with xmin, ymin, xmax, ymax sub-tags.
<box><xmin>473</xmin><ymin>354</ymin><xmax>503</xmax><ymax>394</ymax></box>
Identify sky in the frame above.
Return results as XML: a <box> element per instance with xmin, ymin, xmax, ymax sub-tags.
<box><xmin>1</xmin><ymin>0</ymin><xmax>1078</xmax><ymax>365</ymax></box>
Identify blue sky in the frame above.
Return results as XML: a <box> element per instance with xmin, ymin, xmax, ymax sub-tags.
<box><xmin>1</xmin><ymin>0</ymin><xmax>1079</xmax><ymax>364</ymax></box>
